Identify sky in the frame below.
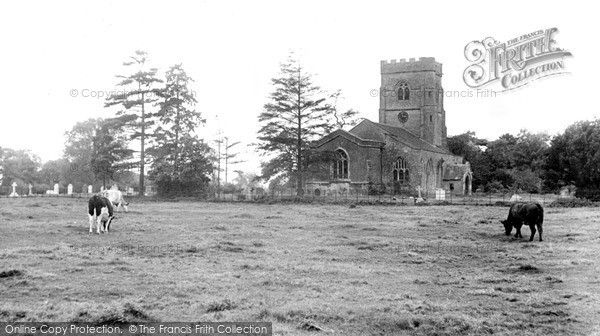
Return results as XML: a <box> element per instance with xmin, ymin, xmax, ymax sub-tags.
<box><xmin>0</xmin><ymin>0</ymin><xmax>597</xmax><ymax>176</ymax></box>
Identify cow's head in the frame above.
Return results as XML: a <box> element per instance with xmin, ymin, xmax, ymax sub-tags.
<box><xmin>501</xmin><ymin>219</ymin><xmax>512</xmax><ymax>236</ymax></box>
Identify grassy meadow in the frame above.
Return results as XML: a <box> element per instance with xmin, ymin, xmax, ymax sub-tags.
<box><xmin>0</xmin><ymin>197</ymin><xmax>599</xmax><ymax>335</ymax></box>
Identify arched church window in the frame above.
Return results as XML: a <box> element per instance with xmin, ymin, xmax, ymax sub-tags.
<box><xmin>332</xmin><ymin>149</ymin><xmax>349</xmax><ymax>179</ymax></box>
<box><xmin>393</xmin><ymin>157</ymin><xmax>409</xmax><ymax>183</ymax></box>
<box><xmin>397</xmin><ymin>82</ymin><xmax>410</xmax><ymax>101</ymax></box>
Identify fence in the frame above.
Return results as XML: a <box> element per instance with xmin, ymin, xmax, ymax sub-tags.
<box><xmin>210</xmin><ymin>189</ymin><xmax>576</xmax><ymax>206</ymax></box>
<box><xmin>0</xmin><ymin>184</ymin><xmax>584</xmax><ymax>207</ymax></box>
<box><xmin>0</xmin><ymin>185</ymin><xmax>144</xmax><ymax>198</ymax></box>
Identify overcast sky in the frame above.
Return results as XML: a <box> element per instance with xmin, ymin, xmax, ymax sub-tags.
<box><xmin>0</xmin><ymin>1</ymin><xmax>596</xmax><ymax>175</ymax></box>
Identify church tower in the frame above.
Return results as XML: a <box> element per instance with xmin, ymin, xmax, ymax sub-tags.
<box><xmin>378</xmin><ymin>57</ymin><xmax>447</xmax><ymax>147</ymax></box>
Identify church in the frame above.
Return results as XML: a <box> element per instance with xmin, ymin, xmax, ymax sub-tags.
<box><xmin>307</xmin><ymin>57</ymin><xmax>472</xmax><ymax>197</ymax></box>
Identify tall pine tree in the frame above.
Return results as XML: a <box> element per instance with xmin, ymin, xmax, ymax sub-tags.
<box><xmin>257</xmin><ymin>54</ymin><xmax>332</xmax><ymax>195</ymax></box>
<box><xmin>105</xmin><ymin>50</ymin><xmax>162</xmax><ymax>196</ymax></box>
<box><xmin>153</xmin><ymin>63</ymin><xmax>204</xmax><ymax>175</ymax></box>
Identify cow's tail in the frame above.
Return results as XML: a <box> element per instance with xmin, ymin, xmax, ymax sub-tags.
<box><xmin>536</xmin><ymin>203</ymin><xmax>544</xmax><ymax>225</ymax></box>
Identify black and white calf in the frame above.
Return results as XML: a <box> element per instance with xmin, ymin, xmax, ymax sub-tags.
<box><xmin>88</xmin><ymin>195</ymin><xmax>115</xmax><ymax>234</ymax></box>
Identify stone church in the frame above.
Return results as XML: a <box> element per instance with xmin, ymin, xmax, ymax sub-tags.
<box><xmin>307</xmin><ymin>57</ymin><xmax>472</xmax><ymax>197</ymax></box>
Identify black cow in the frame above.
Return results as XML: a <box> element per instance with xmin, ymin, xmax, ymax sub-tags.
<box><xmin>501</xmin><ymin>202</ymin><xmax>544</xmax><ymax>241</ymax></box>
<box><xmin>88</xmin><ymin>195</ymin><xmax>115</xmax><ymax>234</ymax></box>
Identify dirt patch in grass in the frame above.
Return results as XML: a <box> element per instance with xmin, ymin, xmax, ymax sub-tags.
<box><xmin>0</xmin><ymin>270</ymin><xmax>23</xmax><ymax>278</ymax></box>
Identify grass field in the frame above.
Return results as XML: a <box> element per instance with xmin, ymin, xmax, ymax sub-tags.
<box><xmin>1</xmin><ymin>198</ymin><xmax>599</xmax><ymax>335</ymax></box>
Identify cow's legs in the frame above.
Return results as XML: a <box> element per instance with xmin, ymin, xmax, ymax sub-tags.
<box><xmin>529</xmin><ymin>224</ymin><xmax>536</xmax><ymax>241</ymax></box>
<box><xmin>537</xmin><ymin>223</ymin><xmax>543</xmax><ymax>241</ymax></box>
<box><xmin>96</xmin><ymin>217</ymin><xmax>103</xmax><ymax>234</ymax></box>
<box><xmin>88</xmin><ymin>214</ymin><xmax>94</xmax><ymax>233</ymax></box>
<box><xmin>514</xmin><ymin>223</ymin><xmax>523</xmax><ymax>238</ymax></box>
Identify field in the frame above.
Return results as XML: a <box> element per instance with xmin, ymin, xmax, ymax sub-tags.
<box><xmin>1</xmin><ymin>198</ymin><xmax>599</xmax><ymax>335</ymax></box>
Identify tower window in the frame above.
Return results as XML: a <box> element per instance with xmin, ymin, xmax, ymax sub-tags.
<box><xmin>332</xmin><ymin>149</ymin><xmax>349</xmax><ymax>179</ymax></box>
<box><xmin>397</xmin><ymin>82</ymin><xmax>410</xmax><ymax>101</ymax></box>
<box><xmin>430</xmin><ymin>115</ymin><xmax>433</xmax><ymax>122</ymax></box>
<box><xmin>393</xmin><ymin>157</ymin><xmax>409</xmax><ymax>183</ymax></box>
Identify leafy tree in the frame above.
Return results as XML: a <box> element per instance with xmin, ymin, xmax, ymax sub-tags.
<box><xmin>543</xmin><ymin>120</ymin><xmax>600</xmax><ymax>195</ymax></box>
<box><xmin>257</xmin><ymin>53</ymin><xmax>332</xmax><ymax>195</ymax></box>
<box><xmin>447</xmin><ymin>131</ymin><xmax>484</xmax><ymax>164</ymax></box>
<box><xmin>510</xmin><ymin>167</ymin><xmax>541</xmax><ymax>193</ymax></box>
<box><xmin>447</xmin><ymin>131</ymin><xmax>487</xmax><ymax>190</ymax></box>
<box><xmin>105</xmin><ymin>50</ymin><xmax>163</xmax><ymax>196</ymax></box>
<box><xmin>90</xmin><ymin>118</ymin><xmax>135</xmax><ymax>188</ymax></box>
<box><xmin>485</xmin><ymin>133</ymin><xmax>517</xmax><ymax>170</ymax></box>
<box><xmin>513</xmin><ymin>130</ymin><xmax>550</xmax><ymax>172</ymax></box>
<box><xmin>150</xmin><ymin>135</ymin><xmax>214</xmax><ymax>197</ymax></box>
<box><xmin>38</xmin><ymin>158</ymin><xmax>71</xmax><ymax>186</ymax></box>
<box><xmin>64</xmin><ymin>118</ymin><xmax>134</xmax><ymax>190</ymax></box>
<box><xmin>64</xmin><ymin>118</ymin><xmax>101</xmax><ymax>187</ymax></box>
<box><xmin>0</xmin><ymin>148</ymin><xmax>41</xmax><ymax>187</ymax></box>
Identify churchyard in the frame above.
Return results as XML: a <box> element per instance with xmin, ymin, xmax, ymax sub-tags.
<box><xmin>0</xmin><ymin>197</ymin><xmax>599</xmax><ymax>335</ymax></box>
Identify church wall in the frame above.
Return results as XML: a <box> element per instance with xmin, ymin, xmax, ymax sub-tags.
<box><xmin>313</xmin><ymin>136</ymin><xmax>381</xmax><ymax>183</ymax></box>
<box><xmin>380</xmin><ymin>140</ymin><xmax>464</xmax><ymax>197</ymax></box>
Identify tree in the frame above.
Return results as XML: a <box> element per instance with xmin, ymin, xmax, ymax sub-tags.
<box><xmin>328</xmin><ymin>89</ymin><xmax>360</xmax><ymax>130</ymax></box>
<box><xmin>543</xmin><ymin>120</ymin><xmax>600</xmax><ymax>195</ymax></box>
<box><xmin>0</xmin><ymin>148</ymin><xmax>41</xmax><ymax>187</ymax></box>
<box><xmin>38</xmin><ymin>158</ymin><xmax>71</xmax><ymax>186</ymax></box>
<box><xmin>90</xmin><ymin>118</ymin><xmax>135</xmax><ymax>188</ymax></box>
<box><xmin>64</xmin><ymin>118</ymin><xmax>101</xmax><ymax>188</ymax></box>
<box><xmin>257</xmin><ymin>53</ymin><xmax>332</xmax><ymax>195</ymax></box>
<box><xmin>231</xmin><ymin>170</ymin><xmax>261</xmax><ymax>191</ymax></box>
<box><xmin>150</xmin><ymin>135</ymin><xmax>214</xmax><ymax>197</ymax></box>
<box><xmin>64</xmin><ymin>118</ymin><xmax>134</xmax><ymax>190</ymax></box>
<box><xmin>105</xmin><ymin>50</ymin><xmax>163</xmax><ymax>196</ymax></box>
<box><xmin>447</xmin><ymin>131</ymin><xmax>484</xmax><ymax>164</ymax></box>
<box><xmin>447</xmin><ymin>131</ymin><xmax>487</xmax><ymax>190</ymax></box>
<box><xmin>154</xmin><ymin>64</ymin><xmax>204</xmax><ymax>175</ymax></box>
<box><xmin>513</xmin><ymin>130</ymin><xmax>550</xmax><ymax>172</ymax></box>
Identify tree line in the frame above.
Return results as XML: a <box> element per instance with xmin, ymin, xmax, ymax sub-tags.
<box><xmin>1</xmin><ymin>51</ymin><xmax>598</xmax><ymax>198</ymax></box>
<box><xmin>447</xmin><ymin>120</ymin><xmax>600</xmax><ymax>198</ymax></box>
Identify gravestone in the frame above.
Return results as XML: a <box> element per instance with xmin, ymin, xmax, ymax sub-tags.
<box><xmin>28</xmin><ymin>184</ymin><xmax>33</xmax><ymax>196</ymax></box>
<box><xmin>145</xmin><ymin>186</ymin><xmax>152</xmax><ymax>196</ymax></box>
<box><xmin>88</xmin><ymin>185</ymin><xmax>93</xmax><ymax>194</ymax></box>
<box><xmin>67</xmin><ymin>184</ymin><xmax>73</xmax><ymax>195</ymax></box>
<box><xmin>9</xmin><ymin>182</ymin><xmax>19</xmax><ymax>197</ymax></box>
<box><xmin>53</xmin><ymin>183</ymin><xmax>60</xmax><ymax>195</ymax></box>
<box><xmin>435</xmin><ymin>188</ymin><xmax>445</xmax><ymax>200</ymax></box>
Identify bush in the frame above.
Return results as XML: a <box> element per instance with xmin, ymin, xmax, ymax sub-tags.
<box><xmin>153</xmin><ymin>175</ymin><xmax>211</xmax><ymax>197</ymax></box>
<box><xmin>574</xmin><ymin>188</ymin><xmax>600</xmax><ymax>201</ymax></box>
<box><xmin>548</xmin><ymin>198</ymin><xmax>596</xmax><ymax>208</ymax></box>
